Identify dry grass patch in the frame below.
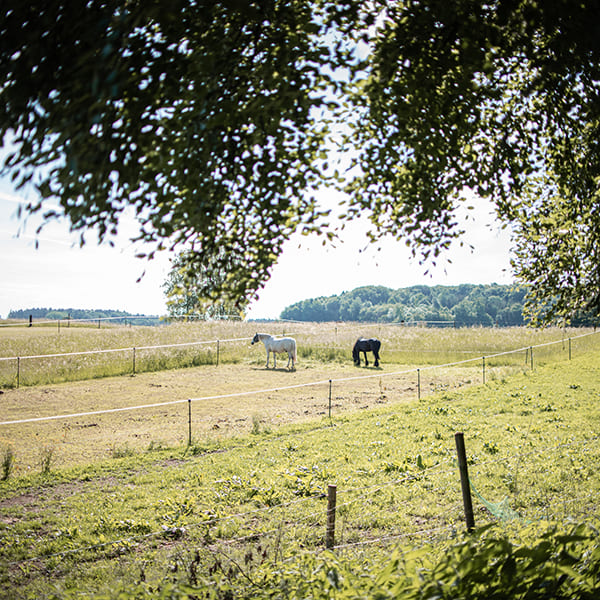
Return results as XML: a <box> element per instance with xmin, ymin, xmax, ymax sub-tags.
<box><xmin>0</xmin><ymin>358</ymin><xmax>482</xmax><ymax>473</ymax></box>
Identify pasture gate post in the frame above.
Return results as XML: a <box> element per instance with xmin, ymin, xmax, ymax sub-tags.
<box><xmin>530</xmin><ymin>346</ymin><xmax>534</xmax><ymax>370</ymax></box>
<box><xmin>454</xmin><ymin>432</ymin><xmax>475</xmax><ymax>532</ymax></box>
<box><xmin>326</xmin><ymin>484</ymin><xmax>337</xmax><ymax>549</ymax></box>
<box><xmin>188</xmin><ymin>399</ymin><xmax>192</xmax><ymax>446</ymax></box>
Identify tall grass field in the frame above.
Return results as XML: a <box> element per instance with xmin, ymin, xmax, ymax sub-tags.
<box><xmin>1</xmin><ymin>321</ymin><xmax>600</xmax><ymax>599</ymax></box>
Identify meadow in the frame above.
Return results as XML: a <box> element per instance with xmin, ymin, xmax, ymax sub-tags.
<box><xmin>0</xmin><ymin>320</ymin><xmax>591</xmax><ymax>388</ymax></box>
<box><xmin>1</xmin><ymin>322</ymin><xmax>600</xmax><ymax>598</ymax></box>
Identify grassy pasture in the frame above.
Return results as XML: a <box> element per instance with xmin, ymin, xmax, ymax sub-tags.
<box><xmin>0</xmin><ymin>323</ymin><xmax>595</xmax><ymax>473</ymax></box>
<box><xmin>1</xmin><ymin>324</ymin><xmax>600</xmax><ymax>598</ymax></box>
<box><xmin>0</xmin><ymin>320</ymin><xmax>593</xmax><ymax>388</ymax></box>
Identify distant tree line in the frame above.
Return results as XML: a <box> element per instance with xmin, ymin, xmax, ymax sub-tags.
<box><xmin>281</xmin><ymin>284</ymin><xmax>599</xmax><ymax>327</ymax></box>
<box><xmin>7</xmin><ymin>308</ymin><xmax>160</xmax><ymax>326</ymax></box>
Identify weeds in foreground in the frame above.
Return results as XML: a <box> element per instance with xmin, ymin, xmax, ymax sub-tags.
<box><xmin>38</xmin><ymin>444</ymin><xmax>55</xmax><ymax>474</ymax></box>
<box><xmin>251</xmin><ymin>414</ymin><xmax>271</xmax><ymax>435</ymax></box>
<box><xmin>111</xmin><ymin>444</ymin><xmax>136</xmax><ymax>459</ymax></box>
<box><xmin>1</xmin><ymin>445</ymin><xmax>14</xmax><ymax>480</ymax></box>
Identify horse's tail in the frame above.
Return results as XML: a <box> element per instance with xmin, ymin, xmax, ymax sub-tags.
<box><xmin>292</xmin><ymin>339</ymin><xmax>297</xmax><ymax>361</ymax></box>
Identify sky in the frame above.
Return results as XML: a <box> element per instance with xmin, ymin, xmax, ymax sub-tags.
<box><xmin>0</xmin><ymin>174</ymin><xmax>514</xmax><ymax>320</ymax></box>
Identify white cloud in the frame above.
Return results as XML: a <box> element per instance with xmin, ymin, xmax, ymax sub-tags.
<box><xmin>246</xmin><ymin>198</ymin><xmax>513</xmax><ymax>319</ymax></box>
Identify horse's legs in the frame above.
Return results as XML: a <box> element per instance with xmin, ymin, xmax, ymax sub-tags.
<box><xmin>374</xmin><ymin>351</ymin><xmax>380</xmax><ymax>367</ymax></box>
<box><xmin>363</xmin><ymin>351</ymin><xmax>368</xmax><ymax>366</ymax></box>
<box><xmin>265</xmin><ymin>350</ymin><xmax>270</xmax><ymax>368</ymax></box>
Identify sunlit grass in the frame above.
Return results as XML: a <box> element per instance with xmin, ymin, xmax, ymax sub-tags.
<box><xmin>2</xmin><ymin>350</ymin><xmax>600</xmax><ymax>598</ymax></box>
<box><xmin>0</xmin><ymin>321</ymin><xmax>593</xmax><ymax>388</ymax></box>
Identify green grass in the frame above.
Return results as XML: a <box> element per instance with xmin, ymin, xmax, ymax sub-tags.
<box><xmin>0</xmin><ymin>321</ymin><xmax>593</xmax><ymax>388</ymax></box>
<box><xmin>1</xmin><ymin>342</ymin><xmax>600</xmax><ymax>598</ymax></box>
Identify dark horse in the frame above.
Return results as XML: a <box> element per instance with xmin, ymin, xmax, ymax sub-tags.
<box><xmin>352</xmin><ymin>338</ymin><xmax>381</xmax><ymax>367</ymax></box>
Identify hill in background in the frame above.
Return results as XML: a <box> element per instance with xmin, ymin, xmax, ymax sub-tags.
<box><xmin>281</xmin><ymin>283</ymin><xmax>530</xmax><ymax>326</ymax></box>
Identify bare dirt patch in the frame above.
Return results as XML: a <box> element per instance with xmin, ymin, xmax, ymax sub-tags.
<box><xmin>0</xmin><ymin>359</ymin><xmax>477</xmax><ymax>472</ymax></box>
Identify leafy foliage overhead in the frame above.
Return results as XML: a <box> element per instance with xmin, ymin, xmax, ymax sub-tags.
<box><xmin>1</xmin><ymin>0</ymin><xmax>354</xmax><ymax>304</ymax></box>
<box><xmin>347</xmin><ymin>0</ymin><xmax>600</xmax><ymax>325</ymax></box>
<box><xmin>2</xmin><ymin>1</ymin><xmax>600</xmax><ymax>323</ymax></box>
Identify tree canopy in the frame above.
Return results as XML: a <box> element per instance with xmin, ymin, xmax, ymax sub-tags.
<box><xmin>162</xmin><ymin>250</ymin><xmax>246</xmax><ymax>319</ymax></box>
<box><xmin>280</xmin><ymin>283</ymin><xmax>530</xmax><ymax>326</ymax></box>
<box><xmin>2</xmin><ymin>1</ymin><xmax>599</xmax><ymax>324</ymax></box>
<box><xmin>347</xmin><ymin>0</ymin><xmax>600</xmax><ymax>325</ymax></box>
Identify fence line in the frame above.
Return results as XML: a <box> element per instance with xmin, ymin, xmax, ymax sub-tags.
<box><xmin>2</xmin><ymin>330</ymin><xmax>599</xmax><ymax>427</ymax></box>
<box><xmin>0</xmin><ymin>459</ymin><xmax>464</xmax><ymax>566</ymax></box>
<box><xmin>0</xmin><ymin>315</ymin><xmax>162</xmax><ymax>328</ymax></box>
<box><xmin>8</xmin><ymin>431</ymin><xmax>598</xmax><ymax>569</ymax></box>
<box><xmin>3</xmin><ymin>328</ymin><xmax>595</xmax><ymax>366</ymax></box>
<box><xmin>0</xmin><ymin>335</ymin><xmax>254</xmax><ymax>363</ymax></box>
<box><xmin>0</xmin><ymin>378</ymin><xmax>328</xmax><ymax>426</ymax></box>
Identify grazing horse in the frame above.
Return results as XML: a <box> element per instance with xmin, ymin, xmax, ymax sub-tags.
<box><xmin>251</xmin><ymin>333</ymin><xmax>297</xmax><ymax>370</ymax></box>
<box><xmin>352</xmin><ymin>337</ymin><xmax>381</xmax><ymax>367</ymax></box>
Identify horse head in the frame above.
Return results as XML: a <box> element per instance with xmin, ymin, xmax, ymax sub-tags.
<box><xmin>251</xmin><ymin>333</ymin><xmax>259</xmax><ymax>345</ymax></box>
<box><xmin>352</xmin><ymin>339</ymin><xmax>361</xmax><ymax>364</ymax></box>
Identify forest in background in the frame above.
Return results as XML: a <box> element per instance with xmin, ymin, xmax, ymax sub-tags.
<box><xmin>8</xmin><ymin>284</ymin><xmax>599</xmax><ymax>327</ymax></box>
<box><xmin>281</xmin><ymin>284</ymin><xmax>530</xmax><ymax>326</ymax></box>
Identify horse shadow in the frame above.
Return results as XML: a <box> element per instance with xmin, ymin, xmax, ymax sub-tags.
<box><xmin>251</xmin><ymin>366</ymin><xmax>296</xmax><ymax>373</ymax></box>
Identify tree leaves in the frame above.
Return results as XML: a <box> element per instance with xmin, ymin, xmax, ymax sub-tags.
<box><xmin>1</xmin><ymin>0</ymin><xmax>353</xmax><ymax>305</ymax></box>
<box><xmin>2</xmin><ymin>1</ymin><xmax>600</xmax><ymax>323</ymax></box>
<box><xmin>344</xmin><ymin>0</ymin><xmax>600</xmax><ymax>324</ymax></box>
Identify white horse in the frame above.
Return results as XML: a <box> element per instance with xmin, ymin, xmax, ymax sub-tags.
<box><xmin>251</xmin><ymin>333</ymin><xmax>297</xmax><ymax>370</ymax></box>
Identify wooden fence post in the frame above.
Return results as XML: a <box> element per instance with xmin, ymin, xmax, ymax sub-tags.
<box><xmin>417</xmin><ymin>368</ymin><xmax>421</xmax><ymax>401</ymax></box>
<box><xmin>455</xmin><ymin>432</ymin><xmax>475</xmax><ymax>531</ymax></box>
<box><xmin>326</xmin><ymin>484</ymin><xmax>337</xmax><ymax>549</ymax></box>
<box><xmin>188</xmin><ymin>399</ymin><xmax>192</xmax><ymax>446</ymax></box>
<box><xmin>530</xmin><ymin>346</ymin><xmax>534</xmax><ymax>370</ymax></box>
<box><xmin>328</xmin><ymin>380</ymin><xmax>332</xmax><ymax>419</ymax></box>
<box><xmin>569</xmin><ymin>338</ymin><xmax>572</xmax><ymax>360</ymax></box>
<box><xmin>132</xmin><ymin>347</ymin><xmax>136</xmax><ymax>376</ymax></box>
<box><xmin>482</xmin><ymin>356</ymin><xmax>486</xmax><ymax>385</ymax></box>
